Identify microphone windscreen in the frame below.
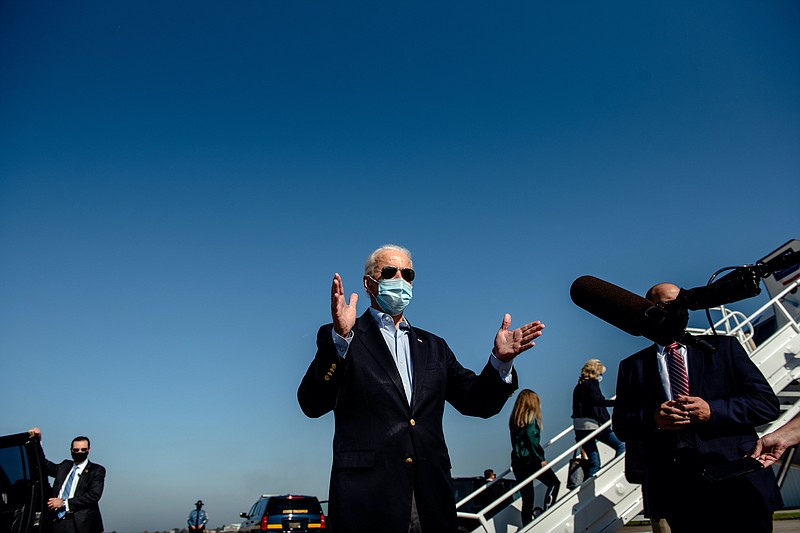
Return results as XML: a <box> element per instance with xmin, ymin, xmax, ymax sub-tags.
<box><xmin>570</xmin><ymin>275</ymin><xmax>652</xmax><ymax>337</ymax></box>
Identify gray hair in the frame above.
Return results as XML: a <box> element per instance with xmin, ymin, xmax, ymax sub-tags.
<box><xmin>364</xmin><ymin>244</ymin><xmax>413</xmax><ymax>277</ymax></box>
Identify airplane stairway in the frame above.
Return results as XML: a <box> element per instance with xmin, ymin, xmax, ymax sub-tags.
<box><xmin>456</xmin><ymin>278</ymin><xmax>800</xmax><ymax>533</ymax></box>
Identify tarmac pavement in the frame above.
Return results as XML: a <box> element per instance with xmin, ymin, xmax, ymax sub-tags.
<box><xmin>620</xmin><ymin>518</ymin><xmax>799</xmax><ymax>532</ymax></box>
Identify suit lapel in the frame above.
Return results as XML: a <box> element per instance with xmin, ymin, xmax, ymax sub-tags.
<box><xmin>76</xmin><ymin>462</ymin><xmax>92</xmax><ymax>493</ymax></box>
<box><xmin>686</xmin><ymin>344</ymin><xmax>705</xmax><ymax>397</ymax></box>
<box><xmin>644</xmin><ymin>345</ymin><xmax>668</xmax><ymax>404</ymax></box>
<box><xmin>57</xmin><ymin>460</ymin><xmax>82</xmax><ymax>497</ymax></box>
<box><xmin>355</xmin><ymin>312</ymin><xmax>408</xmax><ymax>405</ymax></box>
<box><xmin>408</xmin><ymin>327</ymin><xmax>427</xmax><ymax>411</ymax></box>
<box><xmin>56</xmin><ymin>462</ymin><xmax>72</xmax><ymax>493</ymax></box>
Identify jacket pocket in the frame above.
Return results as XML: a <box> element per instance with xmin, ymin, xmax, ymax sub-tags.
<box><xmin>332</xmin><ymin>450</ymin><xmax>376</xmax><ymax>470</ymax></box>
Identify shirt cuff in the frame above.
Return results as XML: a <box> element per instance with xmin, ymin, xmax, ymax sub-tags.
<box><xmin>490</xmin><ymin>351</ymin><xmax>514</xmax><ymax>384</ymax></box>
<box><xmin>331</xmin><ymin>327</ymin><xmax>354</xmax><ymax>358</ymax></box>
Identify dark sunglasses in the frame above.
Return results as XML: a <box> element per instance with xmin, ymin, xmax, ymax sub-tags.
<box><xmin>381</xmin><ymin>266</ymin><xmax>415</xmax><ymax>282</ymax></box>
<box><xmin>72</xmin><ymin>448</ymin><xmax>88</xmax><ymax>452</ymax></box>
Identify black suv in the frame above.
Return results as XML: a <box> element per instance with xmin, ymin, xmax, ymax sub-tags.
<box><xmin>239</xmin><ymin>494</ymin><xmax>326</xmax><ymax>532</ymax></box>
<box><xmin>0</xmin><ymin>432</ymin><xmax>52</xmax><ymax>533</ymax></box>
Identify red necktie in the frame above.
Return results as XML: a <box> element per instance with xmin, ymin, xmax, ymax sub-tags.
<box><xmin>667</xmin><ymin>342</ymin><xmax>690</xmax><ymax>399</ymax></box>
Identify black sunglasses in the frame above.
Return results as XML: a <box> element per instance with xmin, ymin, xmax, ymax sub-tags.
<box><xmin>380</xmin><ymin>266</ymin><xmax>415</xmax><ymax>282</ymax></box>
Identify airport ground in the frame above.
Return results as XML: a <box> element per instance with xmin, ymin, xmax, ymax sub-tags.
<box><xmin>620</xmin><ymin>510</ymin><xmax>800</xmax><ymax>532</ymax></box>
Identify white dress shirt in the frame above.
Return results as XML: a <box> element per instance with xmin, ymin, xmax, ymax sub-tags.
<box><xmin>655</xmin><ymin>343</ymin><xmax>690</xmax><ymax>401</ymax></box>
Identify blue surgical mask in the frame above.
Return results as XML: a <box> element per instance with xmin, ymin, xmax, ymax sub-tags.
<box><xmin>374</xmin><ymin>277</ymin><xmax>413</xmax><ymax>316</ymax></box>
<box><xmin>597</xmin><ymin>375</ymin><xmax>604</xmax><ymax>383</ymax></box>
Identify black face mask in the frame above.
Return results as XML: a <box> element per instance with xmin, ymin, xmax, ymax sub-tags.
<box><xmin>662</xmin><ymin>301</ymin><xmax>690</xmax><ymax>331</ymax></box>
<box><xmin>644</xmin><ymin>300</ymin><xmax>691</xmax><ymax>345</ymax></box>
<box><xmin>71</xmin><ymin>451</ymin><xmax>89</xmax><ymax>463</ymax></box>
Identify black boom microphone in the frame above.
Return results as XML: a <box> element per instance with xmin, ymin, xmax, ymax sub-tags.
<box><xmin>569</xmin><ymin>276</ymin><xmax>652</xmax><ymax>337</ymax></box>
<box><xmin>570</xmin><ymin>275</ymin><xmax>710</xmax><ymax>349</ymax></box>
<box><xmin>569</xmin><ymin>246</ymin><xmax>800</xmax><ymax>352</ymax></box>
<box><xmin>678</xmin><ymin>248</ymin><xmax>800</xmax><ymax>310</ymax></box>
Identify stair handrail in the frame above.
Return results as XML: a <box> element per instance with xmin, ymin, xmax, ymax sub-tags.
<box><xmin>455</xmin><ymin>406</ymin><xmax>618</xmax><ymax>511</ymax></box>
<box><xmin>456</xmin><ymin>418</ymin><xmax>616</xmax><ymax>529</ymax></box>
<box><xmin>686</xmin><ymin>306</ymin><xmax>754</xmax><ymax>344</ymax></box>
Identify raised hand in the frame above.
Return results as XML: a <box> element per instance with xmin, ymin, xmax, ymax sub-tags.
<box><xmin>492</xmin><ymin>314</ymin><xmax>545</xmax><ymax>362</ymax></box>
<box><xmin>331</xmin><ymin>273</ymin><xmax>358</xmax><ymax>337</ymax></box>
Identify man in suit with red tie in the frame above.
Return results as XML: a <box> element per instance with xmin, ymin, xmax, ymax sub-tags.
<box><xmin>28</xmin><ymin>427</ymin><xmax>106</xmax><ymax>533</ymax></box>
<box><xmin>613</xmin><ymin>283</ymin><xmax>782</xmax><ymax>533</ymax></box>
<box><xmin>298</xmin><ymin>244</ymin><xmax>545</xmax><ymax>533</ymax></box>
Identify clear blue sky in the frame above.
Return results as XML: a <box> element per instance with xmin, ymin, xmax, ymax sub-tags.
<box><xmin>1</xmin><ymin>2</ymin><xmax>798</xmax><ymax>531</ymax></box>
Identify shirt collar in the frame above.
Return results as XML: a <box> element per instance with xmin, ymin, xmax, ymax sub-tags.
<box><xmin>73</xmin><ymin>459</ymin><xmax>89</xmax><ymax>473</ymax></box>
<box><xmin>656</xmin><ymin>342</ymin><xmax>686</xmax><ymax>356</ymax></box>
<box><xmin>368</xmin><ymin>307</ymin><xmax>410</xmax><ymax>331</ymax></box>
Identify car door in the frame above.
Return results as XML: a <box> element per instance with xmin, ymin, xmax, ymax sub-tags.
<box><xmin>0</xmin><ymin>432</ymin><xmax>52</xmax><ymax>533</ymax></box>
<box><xmin>240</xmin><ymin>498</ymin><xmax>266</xmax><ymax>532</ymax></box>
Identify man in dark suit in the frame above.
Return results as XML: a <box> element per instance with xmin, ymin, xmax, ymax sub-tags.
<box><xmin>28</xmin><ymin>428</ymin><xmax>106</xmax><ymax>533</ymax></box>
<box><xmin>613</xmin><ymin>283</ymin><xmax>782</xmax><ymax>533</ymax></box>
<box><xmin>298</xmin><ymin>244</ymin><xmax>545</xmax><ymax>533</ymax></box>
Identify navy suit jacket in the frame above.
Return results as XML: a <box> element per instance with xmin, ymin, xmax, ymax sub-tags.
<box><xmin>613</xmin><ymin>335</ymin><xmax>782</xmax><ymax>516</ymax></box>
<box><xmin>298</xmin><ymin>311</ymin><xmax>518</xmax><ymax>533</ymax></box>
<box><xmin>571</xmin><ymin>378</ymin><xmax>614</xmax><ymax>424</ymax></box>
<box><xmin>47</xmin><ymin>459</ymin><xmax>105</xmax><ymax>533</ymax></box>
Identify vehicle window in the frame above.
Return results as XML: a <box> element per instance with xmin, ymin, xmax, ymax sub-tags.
<box><xmin>266</xmin><ymin>497</ymin><xmax>321</xmax><ymax>515</ymax></box>
<box><xmin>0</xmin><ymin>442</ymin><xmax>32</xmax><ymax>529</ymax></box>
<box><xmin>247</xmin><ymin>500</ymin><xmax>259</xmax><ymax>518</ymax></box>
<box><xmin>254</xmin><ymin>498</ymin><xmax>267</xmax><ymax>518</ymax></box>
<box><xmin>0</xmin><ymin>444</ymin><xmax>29</xmax><ymax>485</ymax></box>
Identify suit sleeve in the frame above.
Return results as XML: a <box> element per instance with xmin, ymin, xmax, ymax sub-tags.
<box><xmin>444</xmin><ymin>345</ymin><xmax>518</xmax><ymax>419</ymax></box>
<box><xmin>612</xmin><ymin>358</ymin><xmax>657</xmax><ymax>442</ymax></box>
<box><xmin>298</xmin><ymin>324</ymin><xmax>346</xmax><ymax>418</ymax></box>
<box><xmin>68</xmin><ymin>465</ymin><xmax>105</xmax><ymax>511</ymax></box>
<box><xmin>705</xmin><ymin>337</ymin><xmax>780</xmax><ymax>430</ymax></box>
<box><xmin>44</xmin><ymin>458</ymin><xmax>60</xmax><ymax>478</ymax></box>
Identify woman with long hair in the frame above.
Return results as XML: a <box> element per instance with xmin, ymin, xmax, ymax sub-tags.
<box><xmin>571</xmin><ymin>359</ymin><xmax>625</xmax><ymax>477</ymax></box>
<box><xmin>510</xmin><ymin>389</ymin><xmax>560</xmax><ymax>524</ymax></box>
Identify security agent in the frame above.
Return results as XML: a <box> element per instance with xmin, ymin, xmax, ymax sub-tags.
<box><xmin>28</xmin><ymin>427</ymin><xmax>106</xmax><ymax>533</ymax></box>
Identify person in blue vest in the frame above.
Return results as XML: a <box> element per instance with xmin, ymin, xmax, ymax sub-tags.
<box><xmin>188</xmin><ymin>500</ymin><xmax>208</xmax><ymax>531</ymax></box>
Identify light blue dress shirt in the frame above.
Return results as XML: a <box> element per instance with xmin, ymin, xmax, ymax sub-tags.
<box><xmin>331</xmin><ymin>308</ymin><xmax>514</xmax><ymax>406</ymax></box>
